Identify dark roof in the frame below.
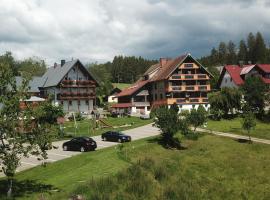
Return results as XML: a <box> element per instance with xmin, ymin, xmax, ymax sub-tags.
<box><xmin>15</xmin><ymin>76</ymin><xmax>44</xmax><ymax>93</ymax></box>
<box><xmin>41</xmin><ymin>60</ymin><xmax>98</xmax><ymax>88</ymax></box>
<box><xmin>143</xmin><ymin>63</ymin><xmax>160</xmax><ymax>76</ymax></box>
<box><xmin>115</xmin><ymin>80</ymin><xmax>149</xmax><ymax>97</ymax></box>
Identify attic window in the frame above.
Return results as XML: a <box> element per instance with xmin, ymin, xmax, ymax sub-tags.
<box><xmin>184</xmin><ymin>63</ymin><xmax>193</xmax><ymax>68</ymax></box>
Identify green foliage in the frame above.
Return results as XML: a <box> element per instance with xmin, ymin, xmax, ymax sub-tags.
<box><xmin>241</xmin><ymin>76</ymin><xmax>268</xmax><ymax>114</ymax></box>
<box><xmin>242</xmin><ymin>111</ymin><xmax>256</xmax><ymax>142</ymax></box>
<box><xmin>208</xmin><ymin>87</ymin><xmax>242</xmax><ymax>119</ymax></box>
<box><xmin>17</xmin><ymin>57</ymin><xmax>46</xmax><ymax>77</ymax></box>
<box><xmin>154</xmin><ymin>106</ymin><xmax>180</xmax><ymax>148</ymax></box>
<box><xmin>188</xmin><ymin>105</ymin><xmax>207</xmax><ymax>132</ymax></box>
<box><xmin>34</xmin><ymin>102</ymin><xmax>64</xmax><ymax>124</ymax></box>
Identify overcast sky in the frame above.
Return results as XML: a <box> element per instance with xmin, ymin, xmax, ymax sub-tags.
<box><xmin>0</xmin><ymin>0</ymin><xmax>270</xmax><ymax>65</ymax></box>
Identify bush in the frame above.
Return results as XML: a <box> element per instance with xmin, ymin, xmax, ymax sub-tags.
<box><xmin>68</xmin><ymin>113</ymin><xmax>85</xmax><ymax>121</ymax></box>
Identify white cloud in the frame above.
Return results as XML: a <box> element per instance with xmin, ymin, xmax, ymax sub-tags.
<box><xmin>0</xmin><ymin>0</ymin><xmax>269</xmax><ymax>66</ymax></box>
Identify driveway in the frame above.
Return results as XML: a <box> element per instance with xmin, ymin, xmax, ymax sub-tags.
<box><xmin>0</xmin><ymin>123</ymin><xmax>160</xmax><ymax>177</ymax></box>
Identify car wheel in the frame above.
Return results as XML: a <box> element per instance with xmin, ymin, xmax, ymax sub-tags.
<box><xmin>80</xmin><ymin>146</ymin><xmax>85</xmax><ymax>152</ymax></box>
<box><xmin>63</xmin><ymin>145</ymin><xmax>68</xmax><ymax>151</ymax></box>
<box><xmin>118</xmin><ymin>138</ymin><xmax>122</xmax><ymax>143</ymax></box>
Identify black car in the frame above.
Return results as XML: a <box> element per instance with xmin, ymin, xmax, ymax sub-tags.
<box><xmin>62</xmin><ymin>137</ymin><xmax>97</xmax><ymax>152</ymax></box>
<box><xmin>101</xmin><ymin>131</ymin><xmax>131</xmax><ymax>143</ymax></box>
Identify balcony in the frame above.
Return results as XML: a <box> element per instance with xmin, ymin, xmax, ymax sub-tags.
<box><xmin>61</xmin><ymin>80</ymin><xmax>96</xmax><ymax>88</ymax></box>
<box><xmin>57</xmin><ymin>92</ymin><xmax>95</xmax><ymax>100</ymax></box>
<box><xmin>167</xmin><ymin>85</ymin><xmax>211</xmax><ymax>92</ymax></box>
<box><xmin>167</xmin><ymin>98</ymin><xmax>208</xmax><ymax>104</ymax></box>
<box><xmin>169</xmin><ymin>74</ymin><xmax>209</xmax><ymax>80</ymax></box>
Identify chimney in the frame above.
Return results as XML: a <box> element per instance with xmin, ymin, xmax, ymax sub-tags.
<box><xmin>239</xmin><ymin>60</ymin><xmax>244</xmax><ymax>68</ymax></box>
<box><xmin>160</xmin><ymin>58</ymin><xmax>169</xmax><ymax>67</ymax></box>
<box><xmin>61</xmin><ymin>59</ymin><xmax>65</xmax><ymax>67</ymax></box>
<box><xmin>54</xmin><ymin>62</ymin><xmax>57</xmax><ymax>68</ymax></box>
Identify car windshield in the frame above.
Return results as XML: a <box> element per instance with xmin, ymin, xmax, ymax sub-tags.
<box><xmin>117</xmin><ymin>132</ymin><xmax>125</xmax><ymax>136</ymax></box>
<box><xmin>83</xmin><ymin>137</ymin><xmax>92</xmax><ymax>141</ymax></box>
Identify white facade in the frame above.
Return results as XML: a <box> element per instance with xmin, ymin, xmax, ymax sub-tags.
<box><xmin>108</xmin><ymin>95</ymin><xmax>118</xmax><ymax>103</ymax></box>
<box><xmin>220</xmin><ymin>71</ymin><xmax>238</xmax><ymax>88</ymax></box>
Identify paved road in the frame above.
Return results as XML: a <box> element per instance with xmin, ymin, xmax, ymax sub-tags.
<box><xmin>197</xmin><ymin>128</ymin><xmax>270</xmax><ymax>145</ymax></box>
<box><xmin>0</xmin><ymin>123</ymin><xmax>160</xmax><ymax>177</ymax></box>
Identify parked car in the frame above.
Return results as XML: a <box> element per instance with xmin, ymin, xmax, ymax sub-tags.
<box><xmin>101</xmin><ymin>131</ymin><xmax>131</xmax><ymax>143</ymax></box>
<box><xmin>62</xmin><ymin>137</ymin><xmax>97</xmax><ymax>152</ymax></box>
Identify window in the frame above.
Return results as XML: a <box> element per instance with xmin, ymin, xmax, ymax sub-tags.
<box><xmin>61</xmin><ymin>101</ymin><xmax>63</xmax><ymax>105</ymax></box>
<box><xmin>230</xmin><ymin>77</ymin><xmax>232</xmax><ymax>82</ymax></box>
<box><xmin>72</xmin><ymin>68</ymin><xmax>75</xmax><ymax>72</ymax></box>
<box><xmin>192</xmin><ymin>105</ymin><xmax>195</xmax><ymax>108</ymax></box>
<box><xmin>78</xmin><ymin>100</ymin><xmax>80</xmax><ymax>105</ymax></box>
<box><xmin>184</xmin><ymin>63</ymin><xmax>193</xmax><ymax>68</ymax></box>
<box><xmin>155</xmin><ymin>94</ymin><xmax>157</xmax><ymax>100</ymax></box>
<box><xmin>160</xmin><ymin>94</ymin><xmax>163</xmax><ymax>99</ymax></box>
<box><xmin>154</xmin><ymin>83</ymin><xmax>157</xmax><ymax>89</ymax></box>
<box><xmin>69</xmin><ymin>101</ymin><xmax>72</xmax><ymax>105</ymax></box>
<box><xmin>85</xmin><ymin>100</ymin><xmax>89</xmax><ymax>105</ymax></box>
<box><xmin>225</xmin><ymin>78</ymin><xmax>227</xmax><ymax>83</ymax></box>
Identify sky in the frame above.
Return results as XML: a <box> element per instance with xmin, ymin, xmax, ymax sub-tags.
<box><xmin>0</xmin><ymin>0</ymin><xmax>270</xmax><ymax>65</ymax></box>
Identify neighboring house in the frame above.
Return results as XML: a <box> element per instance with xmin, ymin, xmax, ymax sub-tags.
<box><xmin>107</xmin><ymin>87</ymin><xmax>122</xmax><ymax>103</ymax></box>
<box><xmin>40</xmin><ymin>59</ymin><xmax>98</xmax><ymax>113</ymax></box>
<box><xmin>218</xmin><ymin>64</ymin><xmax>270</xmax><ymax>88</ymax></box>
<box><xmin>112</xmin><ymin>53</ymin><xmax>213</xmax><ymax>116</ymax></box>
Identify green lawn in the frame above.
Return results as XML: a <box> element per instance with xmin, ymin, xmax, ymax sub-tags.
<box><xmin>206</xmin><ymin>117</ymin><xmax>270</xmax><ymax>140</ymax></box>
<box><xmin>63</xmin><ymin>116</ymin><xmax>152</xmax><ymax>137</ymax></box>
<box><xmin>1</xmin><ymin>134</ymin><xmax>270</xmax><ymax>199</ymax></box>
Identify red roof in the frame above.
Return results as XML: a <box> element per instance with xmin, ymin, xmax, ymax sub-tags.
<box><xmin>115</xmin><ymin>80</ymin><xmax>149</xmax><ymax>97</ymax></box>
<box><xmin>257</xmin><ymin>64</ymin><xmax>270</xmax><ymax>73</ymax></box>
<box><xmin>111</xmin><ymin>103</ymin><xmax>132</xmax><ymax>108</ymax></box>
<box><xmin>224</xmin><ymin>65</ymin><xmax>244</xmax><ymax>85</ymax></box>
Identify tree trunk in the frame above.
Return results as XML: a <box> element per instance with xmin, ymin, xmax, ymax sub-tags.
<box><xmin>7</xmin><ymin>177</ymin><xmax>13</xmax><ymax>198</ymax></box>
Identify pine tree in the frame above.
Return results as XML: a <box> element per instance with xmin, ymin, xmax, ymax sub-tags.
<box><xmin>238</xmin><ymin>40</ymin><xmax>248</xmax><ymax>63</ymax></box>
<box><xmin>218</xmin><ymin>42</ymin><xmax>227</xmax><ymax>65</ymax></box>
<box><xmin>227</xmin><ymin>41</ymin><xmax>237</xmax><ymax>64</ymax></box>
<box><xmin>254</xmin><ymin>32</ymin><xmax>267</xmax><ymax>63</ymax></box>
<box><xmin>247</xmin><ymin>32</ymin><xmax>256</xmax><ymax>63</ymax></box>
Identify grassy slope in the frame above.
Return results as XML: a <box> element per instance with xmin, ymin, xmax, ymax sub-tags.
<box><xmin>2</xmin><ymin>134</ymin><xmax>270</xmax><ymax>199</ymax></box>
<box><xmin>63</xmin><ymin>116</ymin><xmax>152</xmax><ymax>137</ymax></box>
<box><xmin>112</xmin><ymin>83</ymin><xmax>131</xmax><ymax>90</ymax></box>
<box><xmin>206</xmin><ymin>117</ymin><xmax>270</xmax><ymax>140</ymax></box>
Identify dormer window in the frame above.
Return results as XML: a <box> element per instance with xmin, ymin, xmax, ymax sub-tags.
<box><xmin>73</xmin><ymin>68</ymin><xmax>75</xmax><ymax>72</ymax></box>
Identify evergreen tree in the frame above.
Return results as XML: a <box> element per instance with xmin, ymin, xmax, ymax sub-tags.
<box><xmin>247</xmin><ymin>32</ymin><xmax>256</xmax><ymax>63</ymax></box>
<box><xmin>227</xmin><ymin>40</ymin><xmax>237</xmax><ymax>64</ymax></box>
<box><xmin>238</xmin><ymin>40</ymin><xmax>248</xmax><ymax>63</ymax></box>
<box><xmin>218</xmin><ymin>42</ymin><xmax>227</xmax><ymax>64</ymax></box>
<box><xmin>254</xmin><ymin>32</ymin><xmax>267</xmax><ymax>63</ymax></box>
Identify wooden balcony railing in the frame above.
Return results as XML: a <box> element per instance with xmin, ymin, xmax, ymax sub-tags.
<box><xmin>167</xmin><ymin>98</ymin><xmax>208</xmax><ymax>104</ymax></box>
<box><xmin>167</xmin><ymin>85</ymin><xmax>211</xmax><ymax>92</ymax></box>
<box><xmin>57</xmin><ymin>92</ymin><xmax>95</xmax><ymax>100</ymax></box>
<box><xmin>169</xmin><ymin>74</ymin><xmax>209</xmax><ymax>80</ymax></box>
<box><xmin>61</xmin><ymin>80</ymin><xmax>96</xmax><ymax>87</ymax></box>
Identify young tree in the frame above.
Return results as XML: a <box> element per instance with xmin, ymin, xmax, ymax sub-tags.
<box><xmin>227</xmin><ymin>40</ymin><xmax>237</xmax><ymax>64</ymax></box>
<box><xmin>154</xmin><ymin>106</ymin><xmax>180</xmax><ymax>148</ymax></box>
<box><xmin>0</xmin><ymin>62</ymin><xmax>56</xmax><ymax>198</ymax></box>
<box><xmin>188</xmin><ymin>105</ymin><xmax>207</xmax><ymax>132</ymax></box>
<box><xmin>247</xmin><ymin>32</ymin><xmax>256</xmax><ymax>63</ymax></box>
<box><xmin>242</xmin><ymin>111</ymin><xmax>256</xmax><ymax>142</ymax></box>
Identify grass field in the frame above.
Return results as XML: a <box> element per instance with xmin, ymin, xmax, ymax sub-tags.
<box><xmin>1</xmin><ymin>133</ymin><xmax>270</xmax><ymax>199</ymax></box>
<box><xmin>63</xmin><ymin>116</ymin><xmax>152</xmax><ymax>137</ymax></box>
<box><xmin>206</xmin><ymin>117</ymin><xmax>270</xmax><ymax>140</ymax></box>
